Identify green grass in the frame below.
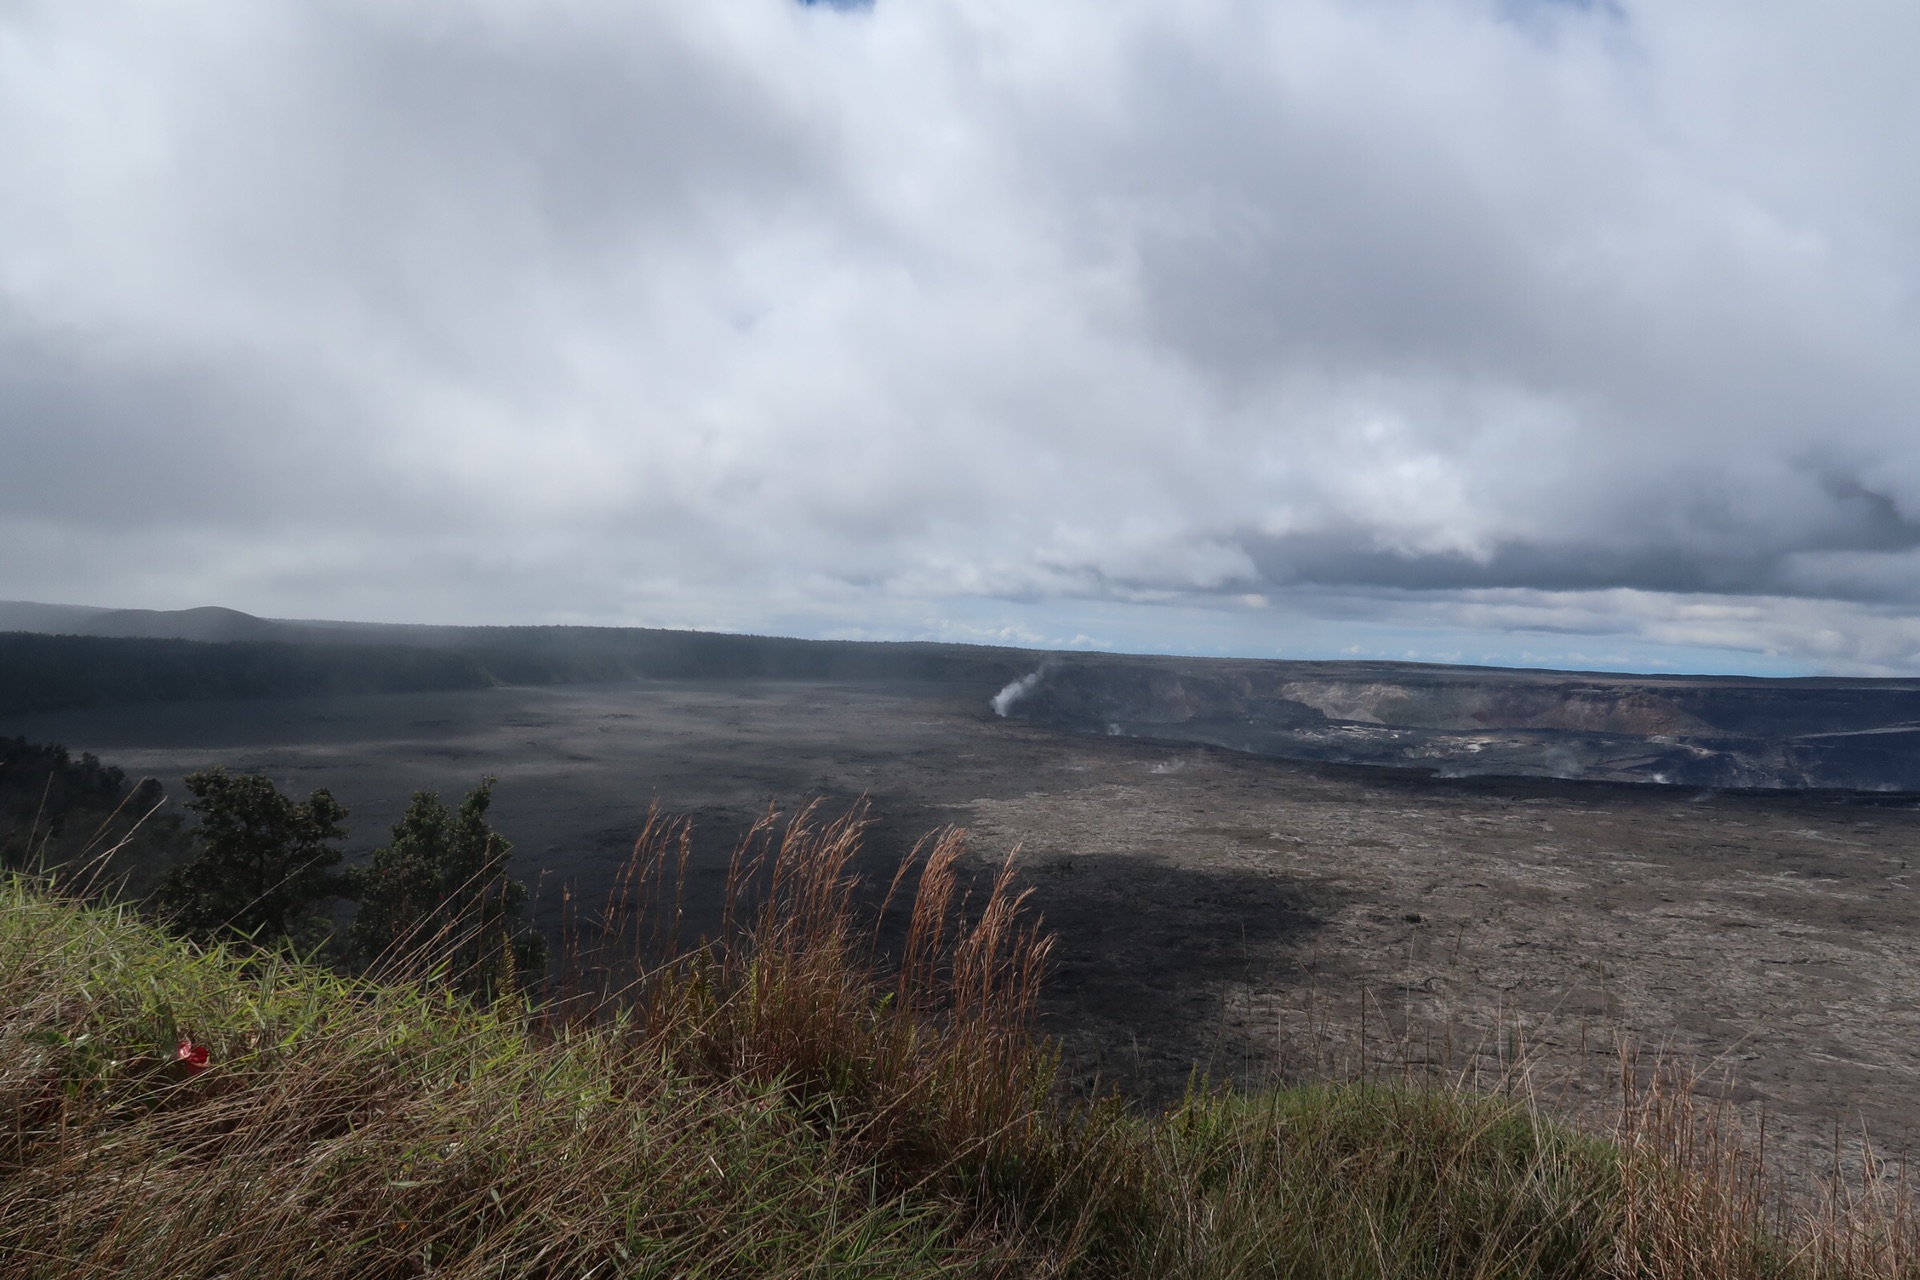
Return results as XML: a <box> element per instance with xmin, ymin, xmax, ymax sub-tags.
<box><xmin>1097</xmin><ymin>1084</ymin><xmax>1624</xmax><ymax>1277</ymax></box>
<box><xmin>4</xmin><ymin>808</ymin><xmax>1915</xmax><ymax>1279</ymax></box>
<box><xmin>1</xmin><ymin>879</ymin><xmax>976</xmax><ymax>1278</ymax></box>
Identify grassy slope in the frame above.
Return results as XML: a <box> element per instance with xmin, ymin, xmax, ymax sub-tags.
<box><xmin>3</xmin><ymin>815</ymin><xmax>1910</xmax><ymax>1279</ymax></box>
<box><xmin>1</xmin><ymin>880</ymin><xmax>971</xmax><ymax>1279</ymax></box>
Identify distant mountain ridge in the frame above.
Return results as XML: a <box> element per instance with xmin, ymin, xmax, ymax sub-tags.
<box><xmin>0</xmin><ymin>603</ymin><xmax>1038</xmax><ymax>719</ymax></box>
<box><xmin>7</xmin><ymin>601</ymin><xmax>1920</xmax><ymax>791</ymax></box>
<box><xmin>0</xmin><ymin>601</ymin><xmax>398</xmax><ymax>643</ymax></box>
<box><xmin>72</xmin><ymin>605</ymin><xmax>284</xmax><ymax>642</ymax></box>
<box><xmin>0</xmin><ymin>601</ymin><xmax>115</xmax><ymax>634</ymax></box>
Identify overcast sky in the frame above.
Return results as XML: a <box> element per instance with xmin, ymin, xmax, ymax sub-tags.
<box><xmin>4</xmin><ymin>1</ymin><xmax>1918</xmax><ymax>674</ymax></box>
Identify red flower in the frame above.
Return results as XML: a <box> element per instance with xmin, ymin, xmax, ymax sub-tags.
<box><xmin>175</xmin><ymin>1037</ymin><xmax>210</xmax><ymax>1074</ymax></box>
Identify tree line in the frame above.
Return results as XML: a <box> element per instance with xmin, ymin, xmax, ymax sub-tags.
<box><xmin>0</xmin><ymin>627</ymin><xmax>1039</xmax><ymax>718</ymax></box>
<box><xmin>0</xmin><ymin>633</ymin><xmax>493</xmax><ymax>717</ymax></box>
<box><xmin>2</xmin><ymin>739</ymin><xmax>544</xmax><ymax>996</ymax></box>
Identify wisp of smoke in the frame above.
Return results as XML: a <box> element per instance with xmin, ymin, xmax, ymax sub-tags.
<box><xmin>990</xmin><ymin>671</ymin><xmax>1042</xmax><ymax>717</ymax></box>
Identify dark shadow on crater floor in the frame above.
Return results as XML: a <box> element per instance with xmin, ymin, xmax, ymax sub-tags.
<box><xmin>1011</xmin><ymin>852</ymin><xmax>1334</xmax><ymax>1102</ymax></box>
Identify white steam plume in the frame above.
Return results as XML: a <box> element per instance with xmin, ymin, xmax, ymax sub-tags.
<box><xmin>991</xmin><ymin>671</ymin><xmax>1043</xmax><ymax>717</ymax></box>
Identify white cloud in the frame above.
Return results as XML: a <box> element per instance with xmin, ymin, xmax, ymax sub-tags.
<box><xmin>3</xmin><ymin>0</ymin><xmax>1919</xmax><ymax>672</ymax></box>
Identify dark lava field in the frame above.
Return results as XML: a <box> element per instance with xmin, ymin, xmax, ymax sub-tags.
<box><xmin>5</xmin><ymin>609</ymin><xmax>1920</xmax><ymax>1182</ymax></box>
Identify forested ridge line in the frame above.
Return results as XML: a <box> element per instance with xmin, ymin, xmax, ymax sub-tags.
<box><xmin>0</xmin><ymin>628</ymin><xmax>1034</xmax><ymax>716</ymax></box>
<box><xmin>0</xmin><ymin>633</ymin><xmax>492</xmax><ymax>716</ymax></box>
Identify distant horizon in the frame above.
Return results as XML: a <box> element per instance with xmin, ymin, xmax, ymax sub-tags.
<box><xmin>0</xmin><ymin>596</ymin><xmax>1841</xmax><ymax>683</ymax></box>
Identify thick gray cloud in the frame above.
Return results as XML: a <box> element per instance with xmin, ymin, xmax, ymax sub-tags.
<box><xmin>3</xmin><ymin>0</ymin><xmax>1919</xmax><ymax>671</ymax></box>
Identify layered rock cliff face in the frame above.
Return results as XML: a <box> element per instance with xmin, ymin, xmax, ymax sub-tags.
<box><xmin>998</xmin><ymin>657</ymin><xmax>1920</xmax><ymax>791</ymax></box>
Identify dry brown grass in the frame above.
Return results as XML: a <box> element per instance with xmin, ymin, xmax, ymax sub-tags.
<box><xmin>1599</xmin><ymin>1043</ymin><xmax>1920</xmax><ymax>1280</ymax></box>
<box><xmin>534</xmin><ymin>801</ymin><xmax>1059</xmax><ymax>1209</ymax></box>
<box><xmin>4</xmin><ymin>802</ymin><xmax>1918</xmax><ymax>1278</ymax></box>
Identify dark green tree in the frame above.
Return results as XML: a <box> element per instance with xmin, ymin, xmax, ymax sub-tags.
<box><xmin>346</xmin><ymin>777</ymin><xmax>544</xmax><ymax>997</ymax></box>
<box><xmin>152</xmin><ymin>768</ymin><xmax>349</xmax><ymax>945</ymax></box>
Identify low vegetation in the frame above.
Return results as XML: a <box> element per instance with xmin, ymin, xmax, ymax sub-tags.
<box><xmin>0</xmin><ymin>736</ymin><xmax>192</xmax><ymax>896</ymax></box>
<box><xmin>346</xmin><ymin>777</ymin><xmax>548</xmax><ymax>993</ymax></box>
<box><xmin>6</xmin><ymin>800</ymin><xmax>1918</xmax><ymax>1278</ymax></box>
<box><xmin>149</xmin><ymin>766</ymin><xmax>354</xmax><ymax>946</ymax></box>
<box><xmin>2</xmin><ymin>738</ymin><xmax>545</xmax><ymax>984</ymax></box>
